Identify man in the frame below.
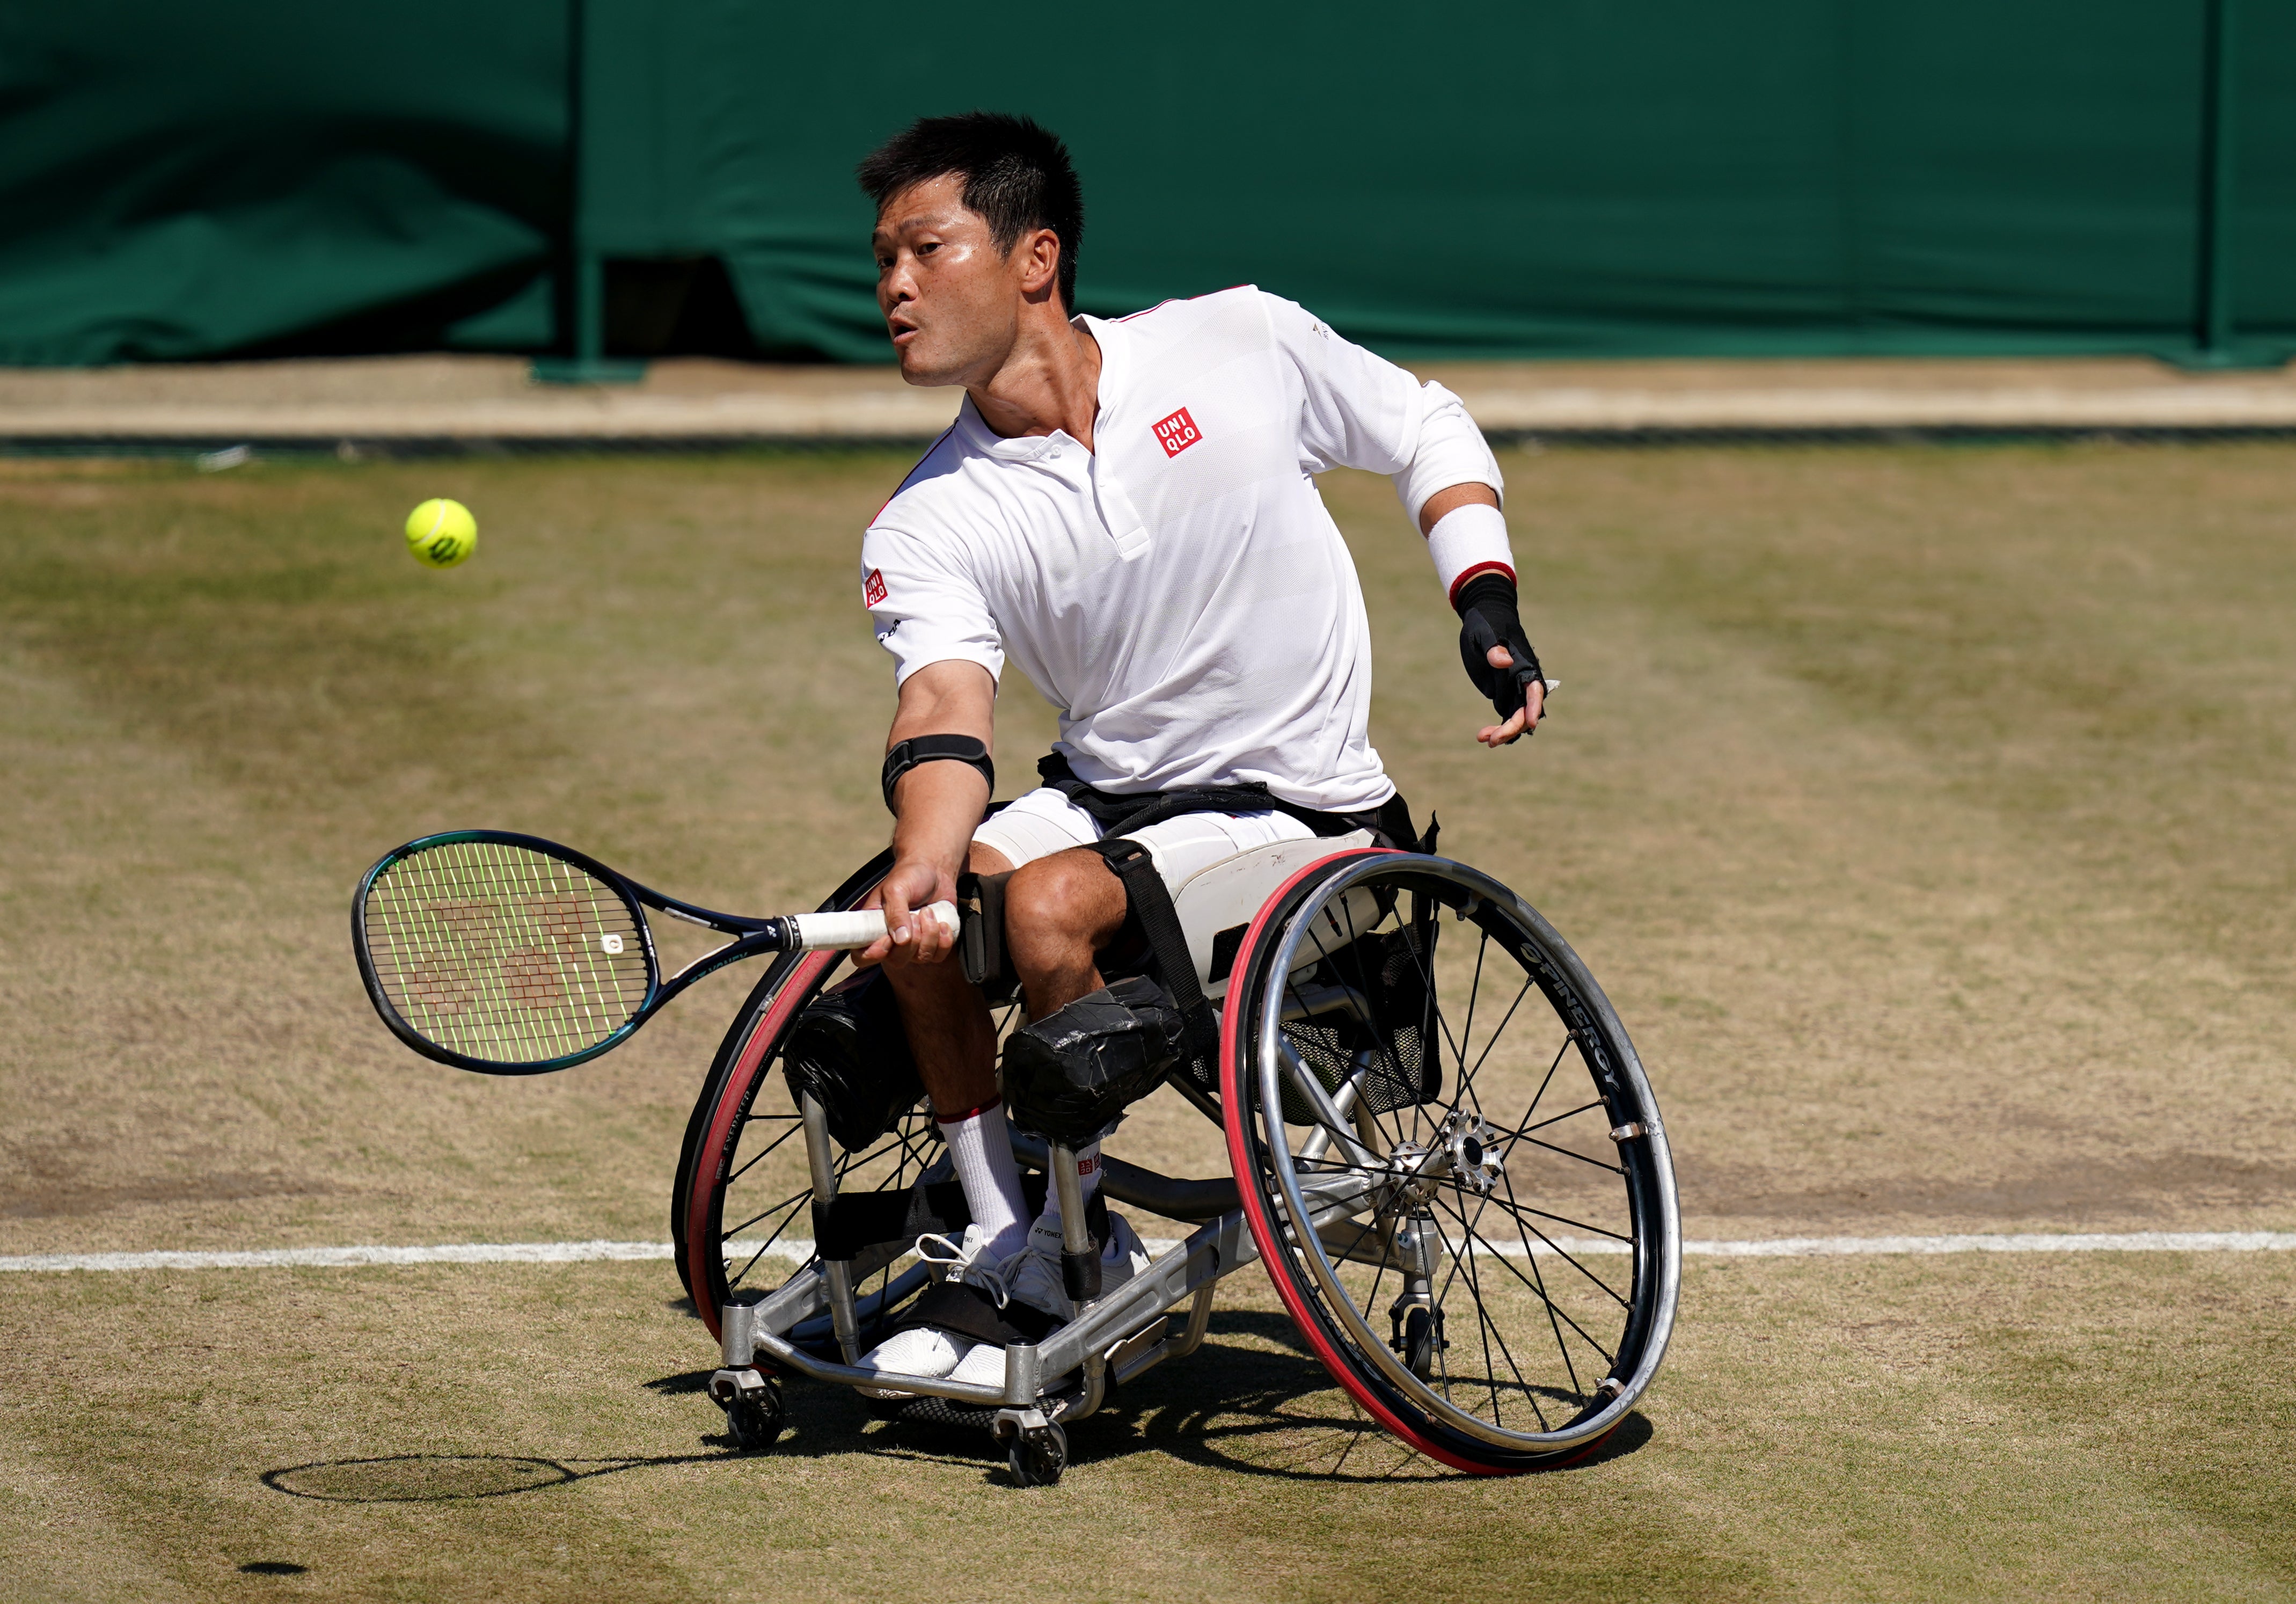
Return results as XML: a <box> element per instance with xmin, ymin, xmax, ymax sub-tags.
<box><xmin>847</xmin><ymin>113</ymin><xmax>1545</xmax><ymax>1387</ymax></box>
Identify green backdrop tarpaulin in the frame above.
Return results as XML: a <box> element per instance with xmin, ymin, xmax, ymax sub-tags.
<box><xmin>2</xmin><ymin>1</ymin><xmax>2288</xmax><ymax>367</ymax></box>
<box><xmin>0</xmin><ymin>2</ymin><xmax>567</xmax><ymax>365</ymax></box>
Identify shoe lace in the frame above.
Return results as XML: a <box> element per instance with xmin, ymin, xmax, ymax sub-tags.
<box><xmin>912</xmin><ymin>1231</ymin><xmax>1017</xmax><ymax>1309</ymax></box>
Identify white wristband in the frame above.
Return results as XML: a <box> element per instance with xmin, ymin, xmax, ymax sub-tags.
<box><xmin>1424</xmin><ymin>501</ymin><xmax>1515</xmax><ymax>605</ymax></box>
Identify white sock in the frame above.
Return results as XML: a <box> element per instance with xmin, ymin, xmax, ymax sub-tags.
<box><xmin>1030</xmin><ymin>1141</ymin><xmax>1103</xmax><ymax>1242</ymax></box>
<box><xmin>939</xmin><ymin>1099</ymin><xmax>1028</xmax><ymax>1260</ymax></box>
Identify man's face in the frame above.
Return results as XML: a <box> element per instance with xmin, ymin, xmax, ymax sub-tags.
<box><xmin>872</xmin><ymin>173</ymin><xmax>1027</xmax><ymax>386</ymax></box>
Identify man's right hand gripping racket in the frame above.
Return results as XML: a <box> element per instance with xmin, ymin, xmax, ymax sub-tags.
<box><xmin>352</xmin><ymin>830</ymin><xmax>952</xmax><ymax>1075</ymax></box>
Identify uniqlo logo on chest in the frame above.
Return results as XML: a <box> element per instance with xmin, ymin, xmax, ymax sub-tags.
<box><xmin>1152</xmin><ymin>407</ymin><xmax>1202</xmax><ymax>458</ymax></box>
<box><xmin>862</xmin><ymin>568</ymin><xmax>888</xmax><ymax>607</ymax></box>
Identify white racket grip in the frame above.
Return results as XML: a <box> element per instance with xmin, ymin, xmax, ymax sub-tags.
<box><xmin>786</xmin><ymin>901</ymin><xmax>959</xmax><ymax>952</ymax></box>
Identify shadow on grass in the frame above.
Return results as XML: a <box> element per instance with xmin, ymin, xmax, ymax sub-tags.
<box><xmin>1072</xmin><ymin>1309</ymin><xmax>1652</xmax><ymax>1485</ymax></box>
<box><xmin>674</xmin><ymin>1309</ymin><xmax>1650</xmax><ymax>1486</ymax></box>
<box><xmin>262</xmin><ymin>1452</ymin><xmax>730</xmax><ymax>1504</ymax></box>
<box><xmin>261</xmin><ymin>1310</ymin><xmax>1651</xmax><ymax>1499</ymax></box>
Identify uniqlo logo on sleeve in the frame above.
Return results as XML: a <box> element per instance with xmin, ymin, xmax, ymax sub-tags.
<box><xmin>1152</xmin><ymin>407</ymin><xmax>1202</xmax><ymax>458</ymax></box>
<box><xmin>862</xmin><ymin>568</ymin><xmax>888</xmax><ymax>607</ymax></box>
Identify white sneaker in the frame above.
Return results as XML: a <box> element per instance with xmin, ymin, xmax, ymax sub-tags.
<box><xmin>858</xmin><ymin>1324</ymin><xmax>966</xmax><ymax>1386</ymax></box>
<box><xmin>857</xmin><ymin>1223</ymin><xmax>1022</xmax><ymax>1391</ymax></box>
<box><xmin>1100</xmin><ymin>1210</ymin><xmax>1154</xmax><ymax>1287</ymax></box>
<box><xmin>946</xmin><ymin>1210</ymin><xmax>1155</xmax><ymax>1388</ymax></box>
<box><xmin>947</xmin><ymin>1338</ymin><xmax>1011</xmax><ymax>1389</ymax></box>
<box><xmin>1026</xmin><ymin>1206</ymin><xmax>1154</xmax><ymax>1304</ymax></box>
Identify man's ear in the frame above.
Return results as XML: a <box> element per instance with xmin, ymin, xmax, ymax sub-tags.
<box><xmin>1015</xmin><ymin>227</ymin><xmax>1062</xmax><ymax>300</ymax></box>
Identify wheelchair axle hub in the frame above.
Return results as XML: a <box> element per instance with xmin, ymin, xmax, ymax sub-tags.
<box><xmin>1439</xmin><ymin>1111</ymin><xmax>1507</xmax><ymax>1196</ymax></box>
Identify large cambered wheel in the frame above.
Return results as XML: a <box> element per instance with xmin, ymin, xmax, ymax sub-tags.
<box><xmin>672</xmin><ymin>850</ymin><xmax>941</xmax><ymax>1352</ymax></box>
<box><xmin>1220</xmin><ymin>850</ymin><xmax>1680</xmax><ymax>1474</ymax></box>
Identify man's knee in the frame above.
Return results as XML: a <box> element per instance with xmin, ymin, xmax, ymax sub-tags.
<box><xmin>1003</xmin><ymin>850</ymin><xmax>1124</xmax><ymax>973</ymax></box>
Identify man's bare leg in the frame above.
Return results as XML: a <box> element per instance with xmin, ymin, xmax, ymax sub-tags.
<box><xmin>879</xmin><ymin>843</ymin><xmax>1029</xmax><ymax>1260</ymax></box>
<box><xmin>999</xmin><ymin>847</ymin><xmax>1131</xmax><ymax>1243</ymax></box>
<box><xmin>881</xmin><ymin>843</ymin><xmax>1130</xmax><ymax>1094</ymax></box>
<box><xmin>1003</xmin><ymin>848</ymin><xmax>1129</xmax><ymax>1018</ymax></box>
<box><xmin>880</xmin><ymin>843</ymin><xmax>1129</xmax><ymax>1259</ymax></box>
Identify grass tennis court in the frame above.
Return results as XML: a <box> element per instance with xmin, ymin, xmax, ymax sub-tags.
<box><xmin>3</xmin><ymin>444</ymin><xmax>2292</xmax><ymax>1599</ymax></box>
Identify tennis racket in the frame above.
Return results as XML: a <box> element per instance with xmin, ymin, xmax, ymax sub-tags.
<box><xmin>352</xmin><ymin>829</ymin><xmax>952</xmax><ymax>1075</ymax></box>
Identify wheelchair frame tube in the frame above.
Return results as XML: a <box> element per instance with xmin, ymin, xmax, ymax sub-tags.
<box><xmin>799</xmin><ymin>1093</ymin><xmax>864</xmax><ymax>1364</ymax></box>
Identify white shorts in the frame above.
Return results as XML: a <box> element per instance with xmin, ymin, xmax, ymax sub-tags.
<box><xmin>972</xmin><ymin>786</ymin><xmax>1317</xmax><ymax>886</ymax></box>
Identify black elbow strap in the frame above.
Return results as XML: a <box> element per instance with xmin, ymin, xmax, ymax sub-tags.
<box><xmin>882</xmin><ymin>735</ymin><xmax>994</xmax><ymax>812</ymax></box>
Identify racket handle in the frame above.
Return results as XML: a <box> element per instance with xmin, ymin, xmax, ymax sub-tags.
<box><xmin>780</xmin><ymin>901</ymin><xmax>959</xmax><ymax>952</ymax></box>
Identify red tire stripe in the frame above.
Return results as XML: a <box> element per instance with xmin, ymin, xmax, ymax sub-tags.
<box><xmin>1217</xmin><ymin>848</ymin><xmax>1533</xmax><ymax>1475</ymax></box>
<box><xmin>685</xmin><ymin>949</ymin><xmax>840</xmax><ymax>1339</ymax></box>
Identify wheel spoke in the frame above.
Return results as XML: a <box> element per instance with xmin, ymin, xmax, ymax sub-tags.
<box><xmin>1458</xmin><ymin>929</ymin><xmax>1489</xmax><ymax>1088</ymax></box>
<box><xmin>1456</xmin><ymin>975</ymin><xmax>1537</xmax><ymax>1110</ymax></box>
<box><xmin>1443</xmin><ymin>1193</ymin><xmax>1545</xmax><ymax>1431</ymax></box>
<box><xmin>722</xmin><ymin>1182</ymin><xmax>809</xmax><ymax>1243</ymax></box>
<box><xmin>1445</xmin><ymin>1204</ymin><xmax>1621</xmax><ymax>1365</ymax></box>
<box><xmin>725</xmin><ymin>1116</ymin><xmax>803</xmax><ymax>1185</ymax></box>
<box><xmin>1478</xmin><ymin>1177</ymin><xmax>1634</xmax><ymax>1306</ymax></box>
<box><xmin>1440</xmin><ymin>1184</ymin><xmax>1634</xmax><ymax>1248</ymax></box>
<box><xmin>1499</xmin><ymin>1130</ymin><xmax>1625</xmax><ymax>1176</ymax></box>
<box><xmin>724</xmin><ymin>1197</ymin><xmax>810</xmax><ymax>1288</ymax></box>
<box><xmin>1392</xmin><ymin>905</ymin><xmax>1475</xmax><ymax>1095</ymax></box>
<box><xmin>1503</xmin><ymin>1098</ymin><xmax>1607</xmax><ymax>1140</ymax></box>
<box><xmin>1489</xmin><ymin>1194</ymin><xmax>1585</xmax><ymax>1400</ymax></box>
<box><xmin>1293</xmin><ymin>914</ymin><xmax>1422</xmax><ymax>1155</ymax></box>
<box><xmin>1519</xmin><ymin>1037</ymin><xmax>1570</xmax><ymax>1131</ymax></box>
<box><xmin>1434</xmin><ymin>1193</ymin><xmax>1584</xmax><ymax>1397</ymax></box>
<box><xmin>1451</xmin><ymin>1181</ymin><xmax>1548</xmax><ymax>1428</ymax></box>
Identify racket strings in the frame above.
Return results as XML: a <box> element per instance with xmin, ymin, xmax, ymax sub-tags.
<box><xmin>363</xmin><ymin>840</ymin><xmax>649</xmax><ymax>1065</ymax></box>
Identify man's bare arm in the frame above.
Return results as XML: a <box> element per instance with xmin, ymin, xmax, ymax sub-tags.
<box><xmin>1417</xmin><ymin>481</ymin><xmax>1497</xmax><ymax>535</ymax></box>
<box><xmin>862</xmin><ymin>659</ymin><xmax>996</xmax><ymax>965</ymax></box>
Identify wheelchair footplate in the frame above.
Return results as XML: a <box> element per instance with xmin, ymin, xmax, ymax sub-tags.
<box><xmin>716</xmin><ymin>1193</ymin><xmax>1233</xmax><ymax>1481</ymax></box>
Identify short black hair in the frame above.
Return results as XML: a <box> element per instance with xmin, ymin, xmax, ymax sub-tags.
<box><xmin>857</xmin><ymin>113</ymin><xmax>1084</xmax><ymax>312</ymax></box>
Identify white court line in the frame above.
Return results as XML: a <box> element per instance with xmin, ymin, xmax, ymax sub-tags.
<box><xmin>3</xmin><ymin>1230</ymin><xmax>2292</xmax><ymax>1274</ymax></box>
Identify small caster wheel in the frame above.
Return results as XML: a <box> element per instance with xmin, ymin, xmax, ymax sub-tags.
<box><xmin>1006</xmin><ymin>1421</ymin><xmax>1067</xmax><ymax>1488</ymax></box>
<box><xmin>1397</xmin><ymin>1305</ymin><xmax>1446</xmax><ymax>1380</ymax></box>
<box><xmin>721</xmin><ymin>1379</ymin><xmax>785</xmax><ymax>1453</ymax></box>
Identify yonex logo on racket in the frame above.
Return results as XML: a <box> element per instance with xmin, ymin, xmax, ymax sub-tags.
<box><xmin>1152</xmin><ymin>408</ymin><xmax>1202</xmax><ymax>458</ymax></box>
<box><xmin>862</xmin><ymin>568</ymin><xmax>888</xmax><ymax>607</ymax></box>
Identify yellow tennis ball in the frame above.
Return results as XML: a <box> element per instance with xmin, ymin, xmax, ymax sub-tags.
<box><xmin>404</xmin><ymin>498</ymin><xmax>477</xmax><ymax>568</ymax></box>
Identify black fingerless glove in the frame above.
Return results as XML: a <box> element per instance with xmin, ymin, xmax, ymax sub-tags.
<box><xmin>1454</xmin><ymin>572</ymin><xmax>1546</xmax><ymax>719</ymax></box>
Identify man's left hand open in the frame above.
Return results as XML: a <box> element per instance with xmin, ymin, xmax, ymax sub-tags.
<box><xmin>1475</xmin><ymin>646</ymin><xmax>1545</xmax><ymax>748</ymax></box>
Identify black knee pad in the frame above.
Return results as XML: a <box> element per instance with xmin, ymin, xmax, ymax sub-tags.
<box><xmin>782</xmin><ymin>967</ymin><xmax>924</xmax><ymax>1151</ymax></box>
<box><xmin>1002</xmin><ymin>975</ymin><xmax>1187</xmax><ymax>1146</ymax></box>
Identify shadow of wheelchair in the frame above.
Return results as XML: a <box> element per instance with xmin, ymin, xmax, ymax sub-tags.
<box><xmin>1063</xmin><ymin>1309</ymin><xmax>1654</xmax><ymax>1484</ymax></box>
<box><xmin>799</xmin><ymin>1309</ymin><xmax>1654</xmax><ymax>1485</ymax></box>
<box><xmin>260</xmin><ymin>1311</ymin><xmax>1652</xmax><ymax>1500</ymax></box>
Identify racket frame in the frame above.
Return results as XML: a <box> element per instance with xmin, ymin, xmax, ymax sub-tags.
<box><xmin>353</xmin><ymin>829</ymin><xmax>793</xmax><ymax>1076</ymax></box>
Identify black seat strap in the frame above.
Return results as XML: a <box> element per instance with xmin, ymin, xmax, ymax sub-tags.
<box><xmin>1084</xmin><ymin>837</ymin><xmax>1220</xmax><ymax>1062</ymax></box>
<box><xmin>1037</xmin><ymin>752</ymin><xmax>1421</xmax><ymax>848</ymax></box>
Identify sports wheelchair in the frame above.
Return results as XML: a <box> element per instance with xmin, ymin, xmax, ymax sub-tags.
<box><xmin>671</xmin><ymin>828</ymin><xmax>1680</xmax><ymax>1485</ymax></box>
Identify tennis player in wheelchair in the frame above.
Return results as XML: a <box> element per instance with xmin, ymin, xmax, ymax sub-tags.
<box><xmin>840</xmin><ymin>113</ymin><xmax>1549</xmax><ymax>1393</ymax></box>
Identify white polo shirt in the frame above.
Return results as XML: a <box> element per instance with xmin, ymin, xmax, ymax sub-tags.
<box><xmin>859</xmin><ymin>286</ymin><xmax>1502</xmax><ymax>814</ymax></box>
